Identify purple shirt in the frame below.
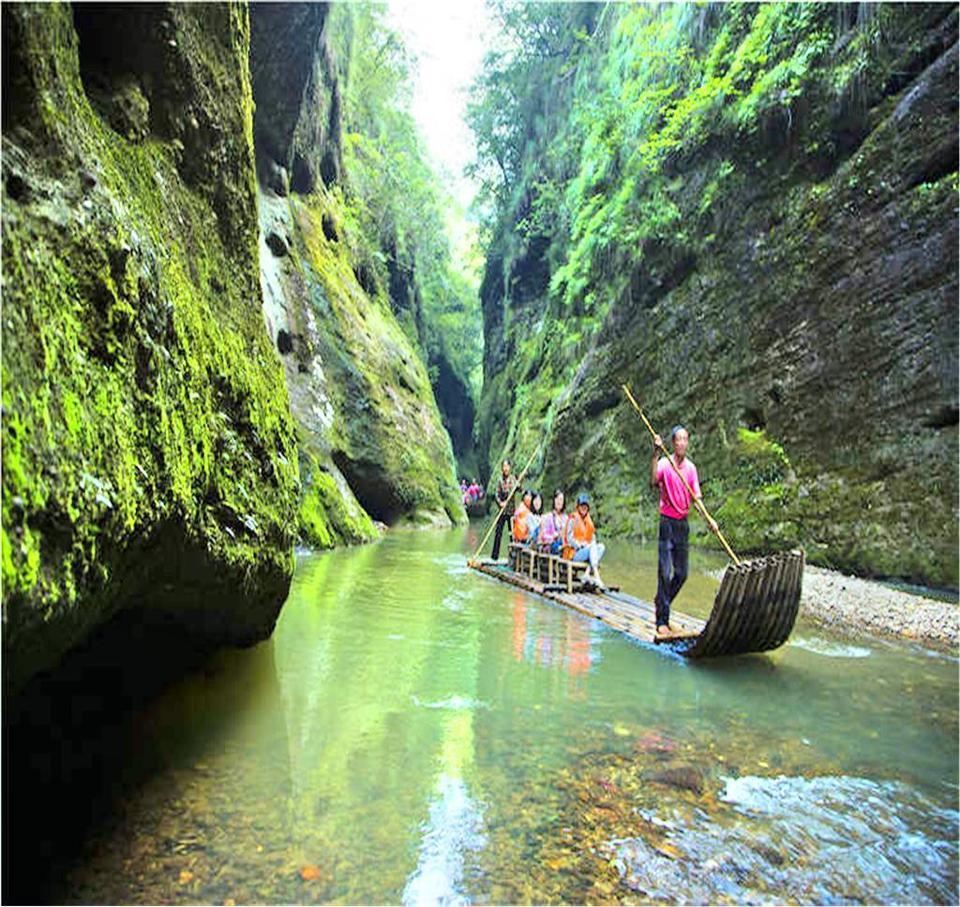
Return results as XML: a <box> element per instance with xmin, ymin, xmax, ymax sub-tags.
<box><xmin>539</xmin><ymin>511</ymin><xmax>568</xmax><ymax>546</ymax></box>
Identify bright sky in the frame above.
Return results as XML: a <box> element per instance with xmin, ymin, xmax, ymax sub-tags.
<box><xmin>384</xmin><ymin>0</ymin><xmax>493</xmax><ymax>226</ymax></box>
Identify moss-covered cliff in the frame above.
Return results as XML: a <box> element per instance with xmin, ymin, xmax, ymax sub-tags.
<box><xmin>258</xmin><ymin>181</ymin><xmax>465</xmax><ymax>533</ymax></box>
<box><xmin>1</xmin><ymin>3</ymin><xmax>301</xmax><ymax>692</ymax></box>
<box><xmin>249</xmin><ymin>2</ymin><xmax>466</xmax><ymax>537</ymax></box>
<box><xmin>472</xmin><ymin>4</ymin><xmax>958</xmax><ymax>585</ymax></box>
<box><xmin>2</xmin><ymin>0</ymin><xmax>474</xmax><ymax>694</ymax></box>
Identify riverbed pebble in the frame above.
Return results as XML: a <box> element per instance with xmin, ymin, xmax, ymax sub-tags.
<box><xmin>798</xmin><ymin>565</ymin><xmax>958</xmax><ymax>651</ymax></box>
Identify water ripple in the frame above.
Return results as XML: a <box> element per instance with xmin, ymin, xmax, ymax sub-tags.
<box><xmin>412</xmin><ymin>696</ymin><xmax>490</xmax><ymax>711</ymax></box>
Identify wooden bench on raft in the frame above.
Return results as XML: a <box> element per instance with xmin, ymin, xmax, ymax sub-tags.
<box><xmin>508</xmin><ymin>541</ymin><xmax>590</xmax><ymax>593</ymax></box>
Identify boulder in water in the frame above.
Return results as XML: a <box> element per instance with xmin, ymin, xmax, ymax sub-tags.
<box><xmin>651</xmin><ymin>765</ymin><xmax>704</xmax><ymax>794</ymax></box>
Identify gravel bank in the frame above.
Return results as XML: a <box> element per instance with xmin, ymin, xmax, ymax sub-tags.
<box><xmin>797</xmin><ymin>565</ymin><xmax>958</xmax><ymax>652</ymax></box>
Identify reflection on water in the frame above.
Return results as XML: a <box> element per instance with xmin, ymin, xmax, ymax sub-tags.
<box><xmin>510</xmin><ymin>592</ymin><xmax>596</xmax><ymax>681</ymax></box>
<box><xmin>402</xmin><ymin>711</ymin><xmax>485</xmax><ymax>907</ymax></box>
<box><xmin>57</xmin><ymin>528</ymin><xmax>958</xmax><ymax>905</ymax></box>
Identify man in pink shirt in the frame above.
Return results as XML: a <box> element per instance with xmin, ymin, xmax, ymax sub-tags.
<box><xmin>650</xmin><ymin>425</ymin><xmax>717</xmax><ymax>637</ymax></box>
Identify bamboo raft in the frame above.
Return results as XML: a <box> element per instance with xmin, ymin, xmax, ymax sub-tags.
<box><xmin>469</xmin><ymin>546</ymin><xmax>805</xmax><ymax>658</ymax></box>
<box><xmin>465</xmin><ymin>500</ymin><xmax>489</xmax><ymax>519</ymax></box>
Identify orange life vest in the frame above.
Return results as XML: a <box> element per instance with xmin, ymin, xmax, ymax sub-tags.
<box><xmin>512</xmin><ymin>502</ymin><xmax>531</xmax><ymax>541</ymax></box>
<box><xmin>569</xmin><ymin>511</ymin><xmax>595</xmax><ymax>545</ymax></box>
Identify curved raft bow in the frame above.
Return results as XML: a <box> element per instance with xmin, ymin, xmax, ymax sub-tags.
<box><xmin>622</xmin><ymin>384</ymin><xmax>804</xmax><ymax>657</ymax></box>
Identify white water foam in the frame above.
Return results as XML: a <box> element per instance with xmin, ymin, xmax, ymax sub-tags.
<box><xmin>402</xmin><ymin>775</ymin><xmax>486</xmax><ymax>907</ymax></box>
<box><xmin>435</xmin><ymin>554</ymin><xmax>472</xmax><ymax>577</ymax></box>
<box><xmin>441</xmin><ymin>591</ymin><xmax>470</xmax><ymax>612</ymax></box>
<box><xmin>412</xmin><ymin>696</ymin><xmax>490</xmax><ymax>711</ymax></box>
<box><xmin>611</xmin><ymin>774</ymin><xmax>957</xmax><ymax>904</ymax></box>
<box><xmin>790</xmin><ymin>636</ymin><xmax>872</xmax><ymax>658</ymax></box>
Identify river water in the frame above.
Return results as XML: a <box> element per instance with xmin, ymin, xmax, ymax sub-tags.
<box><xmin>57</xmin><ymin>527</ymin><xmax>957</xmax><ymax>904</ymax></box>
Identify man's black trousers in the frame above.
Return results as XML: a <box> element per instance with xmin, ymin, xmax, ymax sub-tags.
<box><xmin>491</xmin><ymin>509</ymin><xmax>510</xmax><ymax>560</ymax></box>
<box><xmin>656</xmin><ymin>515</ymin><xmax>689</xmax><ymax>627</ymax></box>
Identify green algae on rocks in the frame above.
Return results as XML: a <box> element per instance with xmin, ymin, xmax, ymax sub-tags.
<box><xmin>2</xmin><ymin>3</ymin><xmax>300</xmax><ymax>692</ymax></box>
<box><xmin>249</xmin><ymin>3</ymin><xmax>465</xmax><ymax>534</ymax></box>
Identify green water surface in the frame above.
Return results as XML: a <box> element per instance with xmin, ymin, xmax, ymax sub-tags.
<box><xmin>62</xmin><ymin>527</ymin><xmax>958</xmax><ymax>905</ymax></box>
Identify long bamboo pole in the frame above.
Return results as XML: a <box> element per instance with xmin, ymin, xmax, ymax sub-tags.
<box><xmin>467</xmin><ymin>445</ymin><xmax>540</xmax><ymax>566</ymax></box>
<box><xmin>622</xmin><ymin>384</ymin><xmax>741</xmax><ymax>565</ymax></box>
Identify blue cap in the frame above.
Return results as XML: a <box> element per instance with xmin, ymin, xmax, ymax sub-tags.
<box><xmin>576</xmin><ymin>492</ymin><xmax>590</xmax><ymax>505</ymax></box>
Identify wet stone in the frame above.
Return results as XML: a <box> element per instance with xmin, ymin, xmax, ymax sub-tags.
<box><xmin>651</xmin><ymin>765</ymin><xmax>705</xmax><ymax>794</ymax></box>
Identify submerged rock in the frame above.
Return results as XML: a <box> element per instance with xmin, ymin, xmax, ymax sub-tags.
<box><xmin>651</xmin><ymin>765</ymin><xmax>705</xmax><ymax>794</ymax></box>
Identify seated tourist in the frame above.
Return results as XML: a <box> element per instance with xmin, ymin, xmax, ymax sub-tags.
<box><xmin>565</xmin><ymin>492</ymin><xmax>606</xmax><ymax>589</ymax></box>
<box><xmin>538</xmin><ymin>489</ymin><xmax>569</xmax><ymax>556</ymax></box>
<box><xmin>512</xmin><ymin>489</ymin><xmax>533</xmax><ymax>542</ymax></box>
<box><xmin>525</xmin><ymin>492</ymin><xmax>543</xmax><ymax>545</ymax></box>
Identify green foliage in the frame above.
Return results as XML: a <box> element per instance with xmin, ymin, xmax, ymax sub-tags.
<box><xmin>335</xmin><ymin>5</ymin><xmax>483</xmax><ymax>412</ymax></box>
<box><xmin>469</xmin><ymin>2</ymin><xmax>957</xmax><ymax>584</ymax></box>
<box><xmin>734</xmin><ymin>427</ymin><xmax>790</xmax><ymax>486</ymax></box>
<box><xmin>470</xmin><ymin>2</ymin><xmax>912</xmax><ymax>319</ymax></box>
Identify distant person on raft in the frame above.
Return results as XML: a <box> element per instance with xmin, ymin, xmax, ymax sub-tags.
<box><xmin>490</xmin><ymin>458</ymin><xmax>515</xmax><ymax>560</ymax></box>
<box><xmin>538</xmin><ymin>489</ymin><xmax>569</xmax><ymax>556</ymax></box>
<box><xmin>512</xmin><ymin>489</ymin><xmax>533</xmax><ymax>543</ymax></box>
<box><xmin>526</xmin><ymin>491</ymin><xmax>543</xmax><ymax>545</ymax></box>
<box><xmin>650</xmin><ymin>425</ymin><xmax>717</xmax><ymax>637</ymax></box>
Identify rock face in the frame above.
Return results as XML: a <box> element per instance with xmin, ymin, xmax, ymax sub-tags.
<box><xmin>2</xmin><ymin>1</ymin><xmax>468</xmax><ymax>691</ymax></box>
<box><xmin>249</xmin><ymin>3</ymin><xmax>341</xmax><ymax>194</ymax></box>
<box><xmin>249</xmin><ymin>3</ymin><xmax>464</xmax><ymax>535</ymax></box>
<box><xmin>2</xmin><ymin>4</ymin><xmax>300</xmax><ymax>692</ymax></box>
<box><xmin>478</xmin><ymin>7</ymin><xmax>958</xmax><ymax>585</ymax></box>
<box><xmin>384</xmin><ymin>242</ymin><xmax>478</xmax><ymax>476</ymax></box>
<box><xmin>432</xmin><ymin>355</ymin><xmax>477</xmax><ymax>476</ymax></box>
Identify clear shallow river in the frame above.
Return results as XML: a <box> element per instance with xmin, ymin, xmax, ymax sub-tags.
<box><xmin>61</xmin><ymin>527</ymin><xmax>958</xmax><ymax>904</ymax></box>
